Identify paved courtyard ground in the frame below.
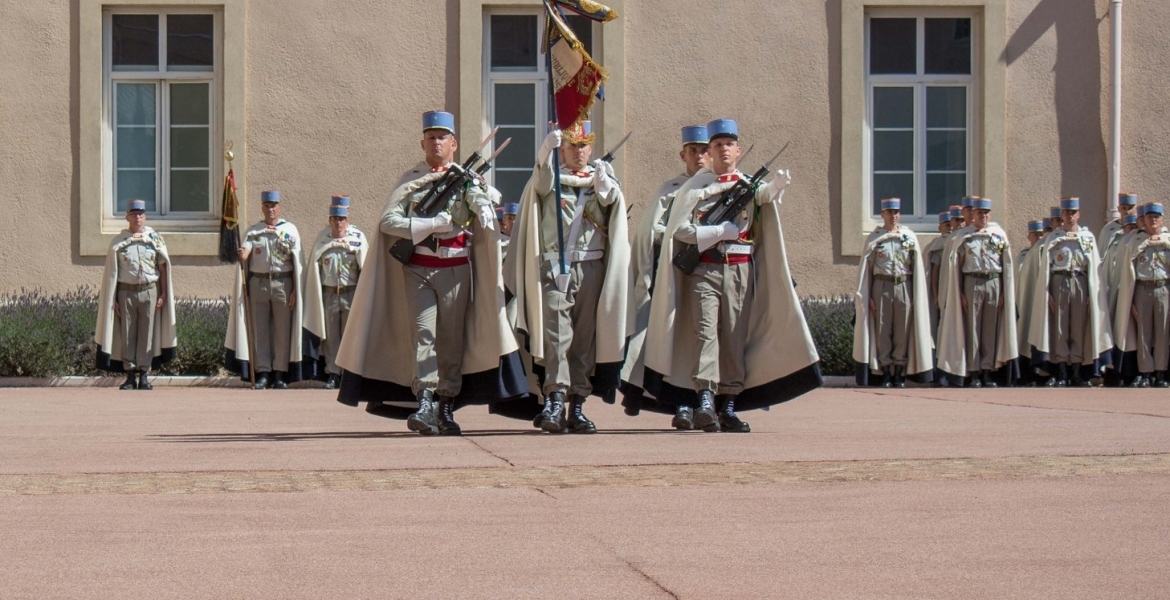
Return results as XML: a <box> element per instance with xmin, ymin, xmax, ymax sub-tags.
<box><xmin>1</xmin><ymin>385</ymin><xmax>1168</xmax><ymax>599</ymax></box>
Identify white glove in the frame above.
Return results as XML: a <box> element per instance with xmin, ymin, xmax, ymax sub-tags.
<box><xmin>473</xmin><ymin>202</ymin><xmax>496</xmax><ymax>231</ymax></box>
<box><xmin>592</xmin><ymin>159</ymin><xmax>616</xmax><ymax>199</ymax></box>
<box><xmin>694</xmin><ymin>222</ymin><xmax>740</xmax><ymax>251</ymax></box>
<box><xmin>718</xmin><ymin>221</ymin><xmax>742</xmax><ymax>241</ymax></box>
<box><xmin>409</xmin><ymin>213</ymin><xmax>453</xmax><ymax>244</ymax></box>
<box><xmin>539</xmin><ymin>130</ymin><xmax>563</xmax><ymax>165</ymax></box>
<box><xmin>762</xmin><ymin>169</ymin><xmax>792</xmax><ymax>204</ymax></box>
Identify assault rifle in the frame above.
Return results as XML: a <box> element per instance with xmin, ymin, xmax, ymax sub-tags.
<box><xmin>671</xmin><ymin>142</ymin><xmax>788</xmax><ymax>275</ymax></box>
<box><xmin>389</xmin><ymin>135</ymin><xmax>512</xmax><ymax>264</ymax></box>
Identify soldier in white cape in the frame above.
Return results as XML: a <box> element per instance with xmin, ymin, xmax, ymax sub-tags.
<box><xmin>1025</xmin><ymin>198</ymin><xmax>1112</xmax><ymax>386</ymax></box>
<box><xmin>1098</xmin><ymin>192</ymin><xmax>1138</xmax><ymax>258</ymax></box>
<box><xmin>620</xmin><ymin>125</ymin><xmax>709</xmax><ymax>416</ymax></box>
<box><xmin>642</xmin><ymin>120</ymin><xmax>821</xmax><ymax>428</ymax></box>
<box><xmin>1014</xmin><ymin>219</ymin><xmax>1046</xmax><ymax>385</ymax></box>
<box><xmin>852</xmin><ymin>198</ymin><xmax>933</xmax><ymax>387</ymax></box>
<box><xmin>936</xmin><ymin>197</ymin><xmax>1018</xmax><ymax>386</ymax></box>
<box><xmin>94</xmin><ymin>199</ymin><xmax>177</xmax><ymax>389</ymax></box>
<box><xmin>1111</xmin><ymin>203</ymin><xmax>1169</xmax><ymax>386</ymax></box>
<box><xmin>302</xmin><ymin>196</ymin><xmax>369</xmax><ymax>388</ymax></box>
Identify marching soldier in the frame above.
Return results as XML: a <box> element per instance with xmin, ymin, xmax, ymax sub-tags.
<box><xmin>336</xmin><ymin>111</ymin><xmax>535</xmax><ymax>434</ymax></box>
<box><xmin>622</xmin><ymin>125</ymin><xmax>710</xmax><ymax>418</ymax></box>
<box><xmin>642</xmin><ymin>118</ymin><xmax>822</xmax><ymax>431</ymax></box>
<box><xmin>854</xmin><ymin>198</ymin><xmax>933</xmax><ymax>388</ymax></box>
<box><xmin>937</xmin><ymin>198</ymin><xmax>1017</xmax><ymax>387</ymax></box>
<box><xmin>506</xmin><ymin>120</ymin><xmax>630</xmax><ymax>434</ymax></box>
<box><xmin>1099</xmin><ymin>193</ymin><xmax>1138</xmax><ymax>257</ymax></box>
<box><xmin>94</xmin><ymin>199</ymin><xmax>177</xmax><ymax>389</ymax></box>
<box><xmin>303</xmin><ymin>196</ymin><xmax>368</xmax><ymax>389</ymax></box>
<box><xmin>225</xmin><ymin>190</ymin><xmax>305</xmax><ymax>389</ymax></box>
<box><xmin>1026</xmin><ymin>197</ymin><xmax>1111</xmax><ymax>387</ymax></box>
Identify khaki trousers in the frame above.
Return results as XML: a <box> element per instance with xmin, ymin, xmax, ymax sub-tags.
<box><xmin>249</xmin><ymin>276</ymin><xmax>294</xmax><ymax>373</ymax></box>
<box><xmin>1049</xmin><ymin>272</ymin><xmax>1088</xmax><ymax>364</ymax></box>
<box><xmin>540</xmin><ymin>259</ymin><xmax>605</xmax><ymax>397</ymax></box>
<box><xmin>1133</xmin><ymin>283</ymin><xmax>1170</xmax><ymax>373</ymax></box>
<box><xmin>403</xmin><ymin>263</ymin><xmax>471</xmax><ymax>397</ymax></box>
<box><xmin>872</xmin><ymin>277</ymin><xmax>911</xmax><ymax>368</ymax></box>
<box><xmin>117</xmin><ymin>284</ymin><xmax>158</xmax><ymax>372</ymax></box>
<box><xmin>322</xmin><ymin>289</ymin><xmax>354</xmax><ymax>376</ymax></box>
<box><xmin>963</xmin><ymin>275</ymin><xmax>1002</xmax><ymax>373</ymax></box>
<box><xmin>686</xmin><ymin>261</ymin><xmax>753</xmax><ymax>395</ymax></box>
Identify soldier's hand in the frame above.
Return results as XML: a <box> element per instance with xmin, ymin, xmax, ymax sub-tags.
<box><xmin>156</xmin><ymin>296</ymin><xmax>165</xmax><ymax>309</ymax></box>
<box><xmin>1048</xmin><ymin>296</ymin><xmax>1056</xmax><ymax>312</ymax></box>
<box><xmin>237</xmin><ymin>247</ymin><xmax>247</xmax><ymax>260</ymax></box>
<box><xmin>961</xmin><ymin>295</ymin><xmax>968</xmax><ymax>312</ymax></box>
<box><xmin>869</xmin><ymin>298</ymin><xmax>877</xmax><ymax>314</ymax></box>
<box><xmin>433</xmin><ymin>212</ymin><xmax>454</xmax><ymax>233</ymax></box>
<box><xmin>539</xmin><ymin>129</ymin><xmax>562</xmax><ymax>164</ymax></box>
<box><xmin>289</xmin><ymin>292</ymin><xmax>297</xmax><ymax>311</ymax></box>
<box><xmin>114</xmin><ymin>302</ymin><xmax>121</xmax><ymax>318</ymax></box>
<box><xmin>718</xmin><ymin>221</ymin><xmax>741</xmax><ymax>241</ymax></box>
<box><xmin>1132</xmin><ymin>304</ymin><xmax>1139</xmax><ymax>321</ymax></box>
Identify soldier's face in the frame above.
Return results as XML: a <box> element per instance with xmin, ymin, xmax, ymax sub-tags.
<box><xmin>1146</xmin><ymin>215</ymin><xmax>1164</xmax><ymax>235</ymax></box>
<box><xmin>261</xmin><ymin>201</ymin><xmax>281</xmax><ymax>223</ymax></box>
<box><xmin>961</xmin><ymin>206</ymin><xmax>973</xmax><ymax>222</ymax></box>
<box><xmin>950</xmin><ymin>218</ymin><xmax>963</xmax><ymax>230</ymax></box>
<box><xmin>680</xmin><ymin>143</ymin><xmax>710</xmax><ymax>175</ymax></box>
<box><xmin>329</xmin><ymin>216</ymin><xmax>348</xmax><ymax>237</ymax></box>
<box><xmin>125</xmin><ymin>210</ymin><xmax>146</xmax><ymax>231</ymax></box>
<box><xmin>1051</xmin><ymin>216</ymin><xmax>1063</xmax><ymax>229</ymax></box>
<box><xmin>560</xmin><ymin>141</ymin><xmax>592</xmax><ymax>170</ymax></box>
<box><xmin>1062</xmin><ymin>209</ymin><xmax>1079</xmax><ymax>229</ymax></box>
<box><xmin>1120</xmin><ymin>204</ymin><xmax>1135</xmax><ymax>217</ymax></box>
<box><xmin>1028</xmin><ymin>231</ymin><xmax>1042</xmax><ymax>245</ymax></box>
<box><xmin>939</xmin><ymin>221</ymin><xmax>951</xmax><ymax>234</ymax></box>
<box><xmin>708</xmin><ymin>137</ymin><xmax>740</xmax><ymax>172</ymax></box>
<box><xmin>971</xmin><ymin>209</ymin><xmax>990</xmax><ymax>229</ymax></box>
<box><xmin>421</xmin><ymin>130</ymin><xmax>458</xmax><ymax>166</ymax></box>
<box><xmin>882</xmin><ymin>209</ymin><xmax>899</xmax><ymax>229</ymax></box>
<box><xmin>502</xmin><ymin>214</ymin><xmax>516</xmax><ymax>236</ymax></box>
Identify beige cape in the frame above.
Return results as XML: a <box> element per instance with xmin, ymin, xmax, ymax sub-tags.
<box><xmin>302</xmin><ymin>224</ymin><xmax>369</xmax><ymax>380</ymax></box>
<box><xmin>936</xmin><ymin>225</ymin><xmax>1018</xmax><ymax>379</ymax></box>
<box><xmin>922</xmin><ymin>232</ymin><xmax>950</xmax><ymax>334</ymax></box>
<box><xmin>223</xmin><ymin>220</ymin><xmax>306</xmax><ymax>380</ymax></box>
<box><xmin>851</xmin><ymin>226</ymin><xmax>933</xmax><ymax>384</ymax></box>
<box><xmin>642</xmin><ymin>168</ymin><xmax>822</xmax><ymax>412</ymax></box>
<box><xmin>94</xmin><ymin>227</ymin><xmax>178</xmax><ymax>372</ymax></box>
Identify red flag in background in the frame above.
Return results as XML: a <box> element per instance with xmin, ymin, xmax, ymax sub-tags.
<box><xmin>543</xmin><ymin>0</ymin><xmax>614</xmax><ymax>130</ymax></box>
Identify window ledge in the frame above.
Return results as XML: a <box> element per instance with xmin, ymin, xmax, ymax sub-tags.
<box><xmin>82</xmin><ymin>229</ymin><xmax>225</xmax><ymax>256</ymax></box>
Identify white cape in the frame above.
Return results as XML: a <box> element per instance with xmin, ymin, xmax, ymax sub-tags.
<box><xmin>302</xmin><ymin>224</ymin><xmax>369</xmax><ymax>379</ymax></box>
<box><xmin>94</xmin><ymin>227</ymin><xmax>177</xmax><ymax>372</ymax></box>
<box><xmin>936</xmin><ymin>225</ymin><xmax>1018</xmax><ymax>378</ymax></box>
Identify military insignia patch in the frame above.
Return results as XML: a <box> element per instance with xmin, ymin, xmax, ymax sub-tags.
<box><xmin>323</xmin><ymin>258</ymin><xmax>331</xmax><ymax>267</ymax></box>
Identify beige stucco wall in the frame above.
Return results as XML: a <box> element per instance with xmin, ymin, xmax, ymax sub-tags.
<box><xmin>1</xmin><ymin>0</ymin><xmax>1168</xmax><ymax>298</ymax></box>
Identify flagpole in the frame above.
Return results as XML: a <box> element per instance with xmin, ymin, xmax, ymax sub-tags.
<box><xmin>226</xmin><ymin>143</ymin><xmax>258</xmax><ymax>388</ymax></box>
<box><xmin>544</xmin><ymin>1</ymin><xmax>569</xmax><ymax>286</ymax></box>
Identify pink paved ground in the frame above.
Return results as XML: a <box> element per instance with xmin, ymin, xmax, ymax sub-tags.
<box><xmin>2</xmin><ymin>386</ymin><xmax>1168</xmax><ymax>598</ymax></box>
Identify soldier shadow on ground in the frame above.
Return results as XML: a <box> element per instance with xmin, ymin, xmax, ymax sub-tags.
<box><xmin>146</xmin><ymin>429</ymin><xmax>695</xmax><ymax>443</ymax></box>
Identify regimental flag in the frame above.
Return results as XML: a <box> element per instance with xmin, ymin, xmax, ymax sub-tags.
<box><xmin>543</xmin><ymin>0</ymin><xmax>615</xmax><ymax>130</ymax></box>
<box><xmin>218</xmin><ymin>168</ymin><xmax>240</xmax><ymax>264</ymax></box>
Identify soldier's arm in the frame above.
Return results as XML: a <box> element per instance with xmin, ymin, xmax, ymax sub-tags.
<box><xmin>379</xmin><ymin>198</ymin><xmax>414</xmax><ymax>239</ymax></box>
<box><xmin>755</xmin><ymin>169</ymin><xmax>791</xmax><ymax>205</ymax></box>
<box><xmin>156</xmin><ymin>262</ymin><xmax>168</xmax><ymax>308</ymax></box>
<box><xmin>237</xmin><ymin>232</ymin><xmax>253</xmax><ymax>265</ymax></box>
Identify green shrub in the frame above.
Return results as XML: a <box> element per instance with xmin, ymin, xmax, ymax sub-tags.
<box><xmin>801</xmin><ymin>295</ymin><xmax>855</xmax><ymax>377</ymax></box>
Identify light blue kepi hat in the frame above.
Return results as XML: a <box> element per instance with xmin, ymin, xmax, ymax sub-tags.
<box><xmin>1137</xmin><ymin>203</ymin><xmax>1149</xmax><ymax>216</ymax></box>
<box><xmin>1124</xmin><ymin>214</ymin><xmax>1139</xmax><ymax>225</ymax></box>
<box><xmin>423</xmin><ymin>110</ymin><xmax>455</xmax><ymax>134</ymax></box>
<box><xmin>261</xmin><ymin>190</ymin><xmax>281</xmax><ymax>203</ymax></box>
<box><xmin>961</xmin><ymin>196</ymin><xmax>975</xmax><ymax>208</ymax></box>
<box><xmin>707</xmin><ymin>118</ymin><xmax>738</xmax><ymax>140</ymax></box>
<box><xmin>880</xmin><ymin>197</ymin><xmax>901</xmax><ymax>212</ymax></box>
<box><xmin>938</xmin><ymin>211</ymin><xmax>950</xmax><ymax>224</ymax></box>
<box><xmin>949</xmin><ymin>206</ymin><xmax>963</xmax><ymax>219</ymax></box>
<box><xmin>127</xmin><ymin>199</ymin><xmax>147</xmax><ymax>212</ymax></box>
<box><xmin>1027</xmin><ymin>220</ymin><xmax>1044</xmax><ymax>233</ymax></box>
<box><xmin>1060</xmin><ymin>197</ymin><xmax>1081</xmax><ymax>211</ymax></box>
<box><xmin>1050</xmin><ymin>206</ymin><xmax>1062</xmax><ymax>218</ymax></box>
<box><xmin>681</xmin><ymin>125</ymin><xmax>709</xmax><ymax>146</ymax></box>
<box><xmin>1119</xmin><ymin>192</ymin><xmax>1139</xmax><ymax>207</ymax></box>
<box><xmin>1147</xmin><ymin>203</ymin><xmax>1165</xmax><ymax>216</ymax></box>
<box><xmin>973</xmin><ymin>197</ymin><xmax>993</xmax><ymax>210</ymax></box>
<box><xmin>504</xmin><ymin>203</ymin><xmax>519</xmax><ymax>215</ymax></box>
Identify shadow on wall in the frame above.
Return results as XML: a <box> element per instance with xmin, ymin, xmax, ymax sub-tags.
<box><xmin>1003</xmin><ymin>0</ymin><xmax>1108</xmax><ymax>221</ymax></box>
<box><xmin>825</xmin><ymin>0</ymin><xmax>848</xmax><ymax>265</ymax></box>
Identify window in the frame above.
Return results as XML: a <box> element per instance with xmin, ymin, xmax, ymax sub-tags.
<box><xmin>866</xmin><ymin>15</ymin><xmax>974</xmax><ymax>220</ymax></box>
<box><xmin>483</xmin><ymin>11</ymin><xmax>596</xmax><ymax>205</ymax></box>
<box><xmin>104</xmin><ymin>9</ymin><xmax>221</xmax><ymax>219</ymax></box>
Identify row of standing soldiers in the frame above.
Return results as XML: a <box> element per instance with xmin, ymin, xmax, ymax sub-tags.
<box><xmin>854</xmin><ymin>192</ymin><xmax>1170</xmax><ymax>388</ymax></box>
<box><xmin>95</xmin><ymin>112</ymin><xmax>824</xmax><ymax>434</ymax></box>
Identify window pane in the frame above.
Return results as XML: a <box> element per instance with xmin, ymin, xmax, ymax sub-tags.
<box><xmin>927</xmin><ymin>173</ymin><xmax>966</xmax><ymax>214</ymax></box>
<box><xmin>869</xmin><ymin>18</ymin><xmax>916</xmax><ymax>74</ymax></box>
<box><xmin>873</xmin><ymin>131</ymin><xmax>914</xmax><ymax>172</ymax></box>
<box><xmin>171</xmin><ymin>128</ymin><xmax>209</xmax><ymax>168</ymax></box>
<box><xmin>927</xmin><ymin>87</ymin><xmax>967</xmax><ymax>128</ymax></box>
<box><xmin>490</xmin><ymin>15</ymin><xmax>538</xmax><ymax>71</ymax></box>
<box><xmin>873</xmin><ymin>87</ymin><xmax>914</xmax><ymax>129</ymax></box>
<box><xmin>925</xmin><ymin>18</ymin><xmax>971</xmax><ymax>75</ymax></box>
<box><xmin>927</xmin><ymin>131</ymin><xmax>966</xmax><ymax>171</ymax></box>
<box><xmin>170</xmin><ymin>170</ymin><xmax>210</xmax><ymax>212</ymax></box>
<box><xmin>117</xmin><ymin>128</ymin><xmax>157</xmax><ymax>169</ymax></box>
<box><xmin>167</xmin><ymin>14</ymin><xmax>214</xmax><ymax>70</ymax></box>
<box><xmin>564</xmin><ymin>15</ymin><xmax>593</xmax><ymax>55</ymax></box>
<box><xmin>873</xmin><ymin>174</ymin><xmax>914</xmax><ymax>215</ymax></box>
<box><xmin>116</xmin><ymin>170</ymin><xmax>157</xmax><ymax>213</ymax></box>
<box><xmin>496</xmin><ymin>127</ymin><xmax>536</xmax><ymax>169</ymax></box>
<box><xmin>494</xmin><ymin>170</ymin><xmax>532</xmax><ymax>206</ymax></box>
<box><xmin>494</xmin><ymin>83</ymin><xmax>535</xmax><ymax>126</ymax></box>
<box><xmin>170</xmin><ymin>83</ymin><xmax>210</xmax><ymax>125</ymax></box>
<box><xmin>112</xmin><ymin>14</ymin><xmax>159</xmax><ymax>70</ymax></box>
<box><xmin>116</xmin><ymin>83</ymin><xmax>157</xmax><ymax>125</ymax></box>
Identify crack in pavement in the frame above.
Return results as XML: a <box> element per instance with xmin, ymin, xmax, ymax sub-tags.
<box><xmin>463</xmin><ymin>437</ymin><xmax>516</xmax><ymax>467</ymax></box>
<box><xmin>2</xmin><ymin>453</ymin><xmax>1167</xmax><ymax>497</ymax></box>
<box><xmin>854</xmin><ymin>389</ymin><xmax>1170</xmax><ymax>419</ymax></box>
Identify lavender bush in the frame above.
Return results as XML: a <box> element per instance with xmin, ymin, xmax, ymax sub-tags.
<box><xmin>801</xmin><ymin>296</ymin><xmax>855</xmax><ymax>376</ymax></box>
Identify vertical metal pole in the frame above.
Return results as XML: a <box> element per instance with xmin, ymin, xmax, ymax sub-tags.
<box><xmin>1108</xmin><ymin>0</ymin><xmax>1124</xmax><ymax>221</ymax></box>
<box><xmin>545</xmin><ymin>6</ymin><xmax>568</xmax><ymax>280</ymax></box>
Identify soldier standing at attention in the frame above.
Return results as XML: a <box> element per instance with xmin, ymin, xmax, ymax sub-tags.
<box><xmin>1113</xmin><ymin>204</ymin><xmax>1169</xmax><ymax>387</ymax></box>
<box><xmin>923</xmin><ymin>210</ymin><xmax>953</xmax><ymax>386</ymax></box>
<box><xmin>1099</xmin><ymin>193</ymin><xmax>1138</xmax><ymax>258</ymax></box>
<box><xmin>94</xmin><ymin>199</ymin><xmax>177</xmax><ymax>389</ymax></box>
<box><xmin>227</xmin><ymin>190</ymin><xmax>305</xmax><ymax>389</ymax></box>
<box><xmin>303</xmin><ymin>196</ymin><xmax>368</xmax><ymax>389</ymax></box>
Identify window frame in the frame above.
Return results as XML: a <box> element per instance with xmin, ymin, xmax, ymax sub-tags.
<box><xmin>103</xmin><ymin>7</ymin><xmax>223</xmax><ymax>226</ymax></box>
<box><xmin>863</xmin><ymin>9</ymin><xmax>980</xmax><ymax>225</ymax></box>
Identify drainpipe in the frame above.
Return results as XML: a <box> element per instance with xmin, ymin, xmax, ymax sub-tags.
<box><xmin>1108</xmin><ymin>0</ymin><xmax>1123</xmax><ymax>221</ymax></box>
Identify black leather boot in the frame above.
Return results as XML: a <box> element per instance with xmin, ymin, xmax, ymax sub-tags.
<box><xmin>324</xmin><ymin>374</ymin><xmax>339</xmax><ymax>390</ymax></box>
<box><xmin>567</xmin><ymin>395</ymin><xmax>596</xmax><ymax>434</ymax></box>
<box><xmin>1131</xmin><ymin>374</ymin><xmax>1146</xmax><ymax>388</ymax></box>
<box><xmin>539</xmin><ymin>392</ymin><xmax>566</xmax><ymax>433</ymax></box>
<box><xmin>407</xmin><ymin>390</ymin><xmax>438</xmax><ymax>436</ymax></box>
<box><xmin>893</xmin><ymin>366</ymin><xmax>906</xmax><ymax>388</ymax></box>
<box><xmin>119</xmin><ymin>372</ymin><xmax>138</xmax><ymax>390</ymax></box>
<box><xmin>436</xmin><ymin>396</ymin><xmax>462</xmax><ymax>436</ymax></box>
<box><xmin>254</xmin><ymin>372</ymin><xmax>270</xmax><ymax>390</ymax></box>
<box><xmin>671</xmin><ymin>405</ymin><xmax>694</xmax><ymax>430</ymax></box>
<box><xmin>1056</xmin><ymin>363</ymin><xmax>1069</xmax><ymax>387</ymax></box>
<box><xmin>1156</xmin><ymin>372</ymin><xmax>1169</xmax><ymax>388</ymax></box>
<box><xmin>694</xmin><ymin>391</ymin><xmax>720</xmax><ymax>432</ymax></box>
<box><xmin>880</xmin><ymin>368</ymin><xmax>893</xmax><ymax>389</ymax></box>
<box><xmin>969</xmin><ymin>372</ymin><xmax>983</xmax><ymax>388</ymax></box>
<box><xmin>717</xmin><ymin>395</ymin><xmax>750</xmax><ymax>433</ymax></box>
<box><xmin>137</xmin><ymin>371</ymin><xmax>153</xmax><ymax>390</ymax></box>
<box><xmin>983</xmin><ymin>370</ymin><xmax>997</xmax><ymax>388</ymax></box>
<box><xmin>272</xmin><ymin>371</ymin><xmax>289</xmax><ymax>389</ymax></box>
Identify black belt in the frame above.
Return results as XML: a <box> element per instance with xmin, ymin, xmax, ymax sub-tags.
<box><xmin>873</xmin><ymin>274</ymin><xmax>911</xmax><ymax>284</ymax></box>
<box><xmin>964</xmin><ymin>272</ymin><xmax>1001</xmax><ymax>280</ymax></box>
<box><xmin>116</xmin><ymin>282</ymin><xmax>158</xmax><ymax>292</ymax></box>
<box><xmin>322</xmin><ymin>284</ymin><xmax>357</xmax><ymax>294</ymax></box>
<box><xmin>1052</xmin><ymin>270</ymin><xmax>1086</xmax><ymax>278</ymax></box>
<box><xmin>249</xmin><ymin>271</ymin><xmax>294</xmax><ymax>281</ymax></box>
<box><xmin>1137</xmin><ymin>279</ymin><xmax>1170</xmax><ymax>288</ymax></box>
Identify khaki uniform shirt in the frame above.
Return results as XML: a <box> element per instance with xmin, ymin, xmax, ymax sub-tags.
<box><xmin>244</xmin><ymin>223</ymin><xmax>298</xmax><ymax>273</ymax></box>
<box><xmin>1049</xmin><ymin>230</ymin><xmax>1090</xmax><ymax>273</ymax></box>
<box><xmin>535</xmin><ymin>164</ymin><xmax>616</xmax><ymax>255</ymax></box>
<box><xmin>319</xmin><ymin>243</ymin><xmax>361</xmax><ymax>287</ymax></box>
<box><xmin>961</xmin><ymin>233</ymin><xmax>1005</xmax><ymax>274</ymax></box>
<box><xmin>117</xmin><ymin>238</ymin><xmax>160</xmax><ymax>284</ymax></box>
<box><xmin>1135</xmin><ymin>235</ymin><xmax>1170</xmax><ymax>281</ymax></box>
<box><xmin>872</xmin><ymin>237</ymin><xmax>913</xmax><ymax>277</ymax></box>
